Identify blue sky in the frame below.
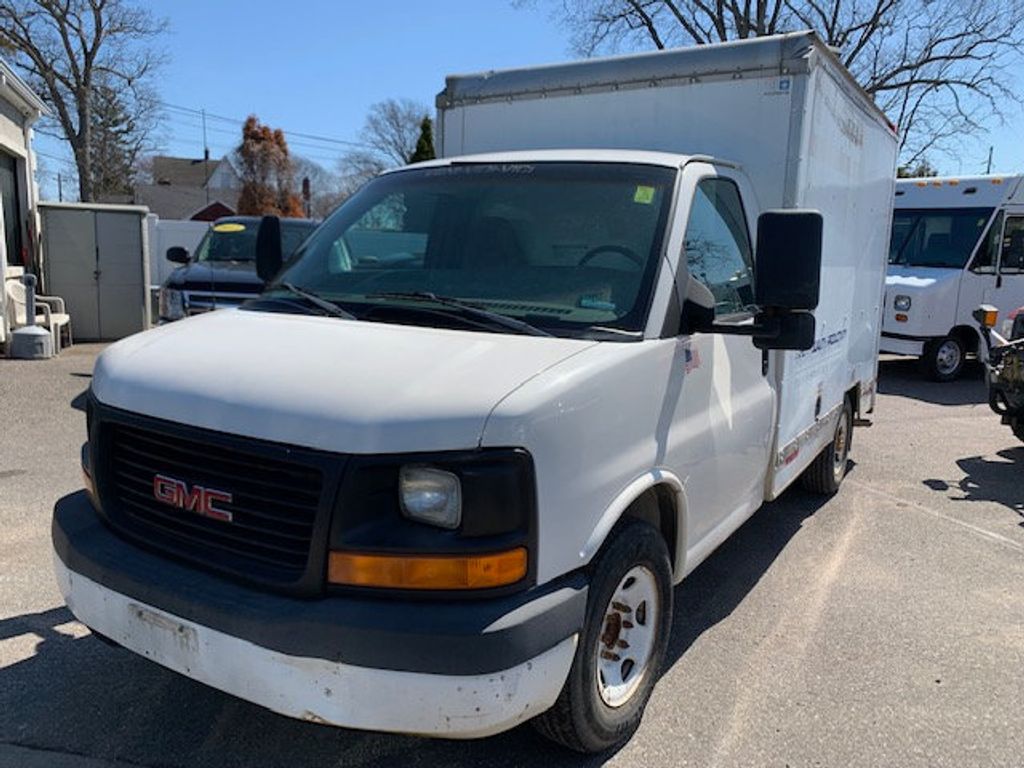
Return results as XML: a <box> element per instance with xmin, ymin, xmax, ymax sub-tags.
<box><xmin>30</xmin><ymin>1</ymin><xmax>1024</xmax><ymax>198</ymax></box>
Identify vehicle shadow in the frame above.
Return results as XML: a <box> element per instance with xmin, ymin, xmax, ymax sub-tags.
<box><xmin>0</xmin><ymin>483</ymin><xmax>834</xmax><ymax>768</ymax></box>
<box><xmin>662</xmin><ymin>479</ymin><xmax>834</xmax><ymax>667</ymax></box>
<box><xmin>877</xmin><ymin>358</ymin><xmax>987</xmax><ymax>406</ymax></box>
<box><xmin>922</xmin><ymin>447</ymin><xmax>1024</xmax><ymax>525</ymax></box>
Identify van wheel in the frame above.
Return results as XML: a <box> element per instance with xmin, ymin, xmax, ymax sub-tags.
<box><xmin>922</xmin><ymin>336</ymin><xmax>965</xmax><ymax>382</ymax></box>
<box><xmin>532</xmin><ymin>519</ymin><xmax>672</xmax><ymax>753</ymax></box>
<box><xmin>802</xmin><ymin>401</ymin><xmax>853</xmax><ymax>495</ymax></box>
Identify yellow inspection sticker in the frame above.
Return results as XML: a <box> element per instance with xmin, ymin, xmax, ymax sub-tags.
<box><xmin>213</xmin><ymin>222</ymin><xmax>246</xmax><ymax>233</ymax></box>
<box><xmin>634</xmin><ymin>185</ymin><xmax>655</xmax><ymax>204</ymax></box>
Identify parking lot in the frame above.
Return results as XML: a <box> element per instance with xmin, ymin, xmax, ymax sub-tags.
<box><xmin>1</xmin><ymin>345</ymin><xmax>1022</xmax><ymax>768</ymax></box>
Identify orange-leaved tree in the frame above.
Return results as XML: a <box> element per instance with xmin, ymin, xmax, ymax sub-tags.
<box><xmin>236</xmin><ymin>116</ymin><xmax>304</xmax><ymax>217</ymax></box>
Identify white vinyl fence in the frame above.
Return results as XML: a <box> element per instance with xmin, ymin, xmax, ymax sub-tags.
<box><xmin>146</xmin><ymin>215</ymin><xmax>208</xmax><ymax>289</ymax></box>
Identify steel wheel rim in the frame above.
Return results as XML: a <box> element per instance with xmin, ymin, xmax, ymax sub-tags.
<box><xmin>833</xmin><ymin>412</ymin><xmax>850</xmax><ymax>481</ymax></box>
<box><xmin>595</xmin><ymin>565</ymin><xmax>659</xmax><ymax>708</ymax></box>
<box><xmin>935</xmin><ymin>340</ymin><xmax>962</xmax><ymax>376</ymax></box>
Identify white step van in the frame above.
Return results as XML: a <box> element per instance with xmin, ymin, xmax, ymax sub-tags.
<box><xmin>53</xmin><ymin>32</ymin><xmax>897</xmax><ymax>753</ymax></box>
<box><xmin>882</xmin><ymin>174</ymin><xmax>1024</xmax><ymax>380</ymax></box>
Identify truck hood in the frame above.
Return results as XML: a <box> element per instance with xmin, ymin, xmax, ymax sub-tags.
<box><xmin>92</xmin><ymin>310</ymin><xmax>596</xmax><ymax>453</ymax></box>
<box><xmin>885</xmin><ymin>266</ymin><xmax>961</xmax><ymax>291</ymax></box>
<box><xmin>883</xmin><ymin>266</ymin><xmax>961</xmax><ymax>336</ymax></box>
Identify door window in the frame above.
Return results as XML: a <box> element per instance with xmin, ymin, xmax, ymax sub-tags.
<box><xmin>682</xmin><ymin>178</ymin><xmax>754</xmax><ymax>318</ymax></box>
<box><xmin>969</xmin><ymin>211</ymin><xmax>1002</xmax><ymax>274</ymax></box>
<box><xmin>1000</xmin><ymin>216</ymin><xmax>1024</xmax><ymax>274</ymax></box>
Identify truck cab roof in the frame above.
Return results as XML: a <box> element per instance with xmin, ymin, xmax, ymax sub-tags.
<box><xmin>394</xmin><ymin>149</ymin><xmax>709</xmax><ymax>173</ymax></box>
<box><xmin>894</xmin><ymin>174</ymin><xmax>1024</xmax><ymax>209</ymax></box>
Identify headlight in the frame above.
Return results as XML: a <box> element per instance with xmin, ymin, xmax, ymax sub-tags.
<box><xmin>159</xmin><ymin>287</ymin><xmax>185</xmax><ymax>320</ymax></box>
<box><xmin>399</xmin><ymin>465</ymin><xmax>461</xmax><ymax>529</ymax></box>
<box><xmin>894</xmin><ymin>295</ymin><xmax>912</xmax><ymax>312</ymax></box>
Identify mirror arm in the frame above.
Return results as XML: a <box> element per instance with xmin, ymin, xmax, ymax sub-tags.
<box><xmin>704</xmin><ymin>313</ymin><xmax>781</xmax><ymax>341</ymax></box>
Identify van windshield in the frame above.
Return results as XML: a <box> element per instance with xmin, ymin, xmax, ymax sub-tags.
<box><xmin>195</xmin><ymin>220</ymin><xmax>314</xmax><ymax>263</ymax></box>
<box><xmin>889</xmin><ymin>207</ymin><xmax>994</xmax><ymax>268</ymax></box>
<box><xmin>264</xmin><ymin>163</ymin><xmax>676</xmax><ymax>338</ymax></box>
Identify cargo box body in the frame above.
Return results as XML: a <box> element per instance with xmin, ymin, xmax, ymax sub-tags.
<box><xmin>438</xmin><ymin>31</ymin><xmax>898</xmax><ymax>495</ymax></box>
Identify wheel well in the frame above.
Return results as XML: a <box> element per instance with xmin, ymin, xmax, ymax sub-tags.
<box><xmin>951</xmin><ymin>325</ymin><xmax>980</xmax><ymax>354</ymax></box>
<box><xmin>846</xmin><ymin>384</ymin><xmax>860</xmax><ymax>417</ymax></box>
<box><xmin>620</xmin><ymin>485</ymin><xmax>678</xmax><ymax>573</ymax></box>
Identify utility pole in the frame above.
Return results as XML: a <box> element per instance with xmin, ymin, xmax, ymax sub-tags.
<box><xmin>202</xmin><ymin>108</ymin><xmax>210</xmax><ymax>204</ymax></box>
<box><xmin>985</xmin><ymin>146</ymin><xmax>993</xmax><ymax>175</ymax></box>
<box><xmin>57</xmin><ymin>172</ymin><xmax>63</xmax><ymax>202</ymax></box>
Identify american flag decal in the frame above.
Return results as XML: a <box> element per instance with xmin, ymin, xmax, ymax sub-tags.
<box><xmin>684</xmin><ymin>345</ymin><xmax>702</xmax><ymax>374</ymax></box>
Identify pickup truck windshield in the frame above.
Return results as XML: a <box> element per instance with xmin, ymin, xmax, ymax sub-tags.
<box><xmin>195</xmin><ymin>220</ymin><xmax>314</xmax><ymax>263</ymax></box>
<box><xmin>889</xmin><ymin>207</ymin><xmax>994</xmax><ymax>269</ymax></box>
<box><xmin>266</xmin><ymin>163</ymin><xmax>675</xmax><ymax>337</ymax></box>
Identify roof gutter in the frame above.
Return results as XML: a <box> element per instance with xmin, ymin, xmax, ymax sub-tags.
<box><xmin>0</xmin><ymin>58</ymin><xmax>50</xmax><ymax>124</ymax></box>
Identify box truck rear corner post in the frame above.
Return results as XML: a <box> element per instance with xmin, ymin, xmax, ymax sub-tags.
<box><xmin>53</xmin><ymin>31</ymin><xmax>898</xmax><ymax>754</ymax></box>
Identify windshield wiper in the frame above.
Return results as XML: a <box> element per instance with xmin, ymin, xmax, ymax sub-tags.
<box><xmin>274</xmin><ymin>282</ymin><xmax>356</xmax><ymax>319</ymax></box>
<box><xmin>366</xmin><ymin>291</ymin><xmax>552</xmax><ymax>337</ymax></box>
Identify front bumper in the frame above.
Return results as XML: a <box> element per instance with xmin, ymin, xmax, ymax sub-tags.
<box><xmin>879</xmin><ymin>332</ymin><xmax>927</xmax><ymax>357</ymax></box>
<box><xmin>53</xmin><ymin>492</ymin><xmax>585</xmax><ymax>737</ymax></box>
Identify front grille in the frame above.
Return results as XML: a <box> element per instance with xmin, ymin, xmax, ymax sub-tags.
<box><xmin>185</xmin><ymin>291</ymin><xmax>256</xmax><ymax>315</ymax></box>
<box><xmin>104</xmin><ymin>422</ymin><xmax>325</xmax><ymax>583</ymax></box>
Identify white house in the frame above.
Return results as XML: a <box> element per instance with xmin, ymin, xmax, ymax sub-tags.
<box><xmin>0</xmin><ymin>56</ymin><xmax>49</xmax><ymax>347</ymax></box>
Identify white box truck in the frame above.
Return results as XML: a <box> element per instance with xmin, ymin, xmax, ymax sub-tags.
<box><xmin>53</xmin><ymin>32</ymin><xmax>897</xmax><ymax>753</ymax></box>
<box><xmin>882</xmin><ymin>174</ymin><xmax>1024</xmax><ymax>380</ymax></box>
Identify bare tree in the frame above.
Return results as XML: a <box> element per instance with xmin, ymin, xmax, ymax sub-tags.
<box><xmin>0</xmin><ymin>0</ymin><xmax>167</xmax><ymax>202</ymax></box>
<box><xmin>534</xmin><ymin>0</ymin><xmax>1024</xmax><ymax>163</ymax></box>
<box><xmin>292</xmin><ymin>156</ymin><xmax>345</xmax><ymax>219</ymax></box>
<box><xmin>338</xmin><ymin>98</ymin><xmax>430</xmax><ymax>195</ymax></box>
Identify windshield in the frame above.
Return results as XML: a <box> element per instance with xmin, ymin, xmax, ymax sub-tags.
<box><xmin>888</xmin><ymin>207</ymin><xmax>994</xmax><ymax>268</ymax></box>
<box><xmin>196</xmin><ymin>220</ymin><xmax>315</xmax><ymax>263</ymax></box>
<box><xmin>264</xmin><ymin>163</ymin><xmax>676</xmax><ymax>337</ymax></box>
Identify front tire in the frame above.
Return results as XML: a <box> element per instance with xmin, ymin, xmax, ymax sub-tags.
<box><xmin>922</xmin><ymin>336</ymin><xmax>966</xmax><ymax>382</ymax></box>
<box><xmin>802</xmin><ymin>401</ymin><xmax>853</xmax><ymax>494</ymax></box>
<box><xmin>532</xmin><ymin>519</ymin><xmax>672</xmax><ymax>753</ymax></box>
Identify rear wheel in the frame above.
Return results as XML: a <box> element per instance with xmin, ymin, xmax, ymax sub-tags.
<box><xmin>922</xmin><ymin>336</ymin><xmax>965</xmax><ymax>382</ymax></box>
<box><xmin>802</xmin><ymin>401</ymin><xmax>853</xmax><ymax>494</ymax></box>
<box><xmin>532</xmin><ymin>519</ymin><xmax>672</xmax><ymax>753</ymax></box>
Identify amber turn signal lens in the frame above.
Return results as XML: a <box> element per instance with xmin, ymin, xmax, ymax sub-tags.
<box><xmin>895</xmin><ymin>313</ymin><xmax>908</xmax><ymax>322</ymax></box>
<box><xmin>980</xmin><ymin>310</ymin><xmax>999</xmax><ymax>329</ymax></box>
<box><xmin>328</xmin><ymin>548</ymin><xmax>528</xmax><ymax>590</ymax></box>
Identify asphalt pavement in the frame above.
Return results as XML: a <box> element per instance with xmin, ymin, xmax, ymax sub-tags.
<box><xmin>1</xmin><ymin>348</ymin><xmax>1021</xmax><ymax>767</ymax></box>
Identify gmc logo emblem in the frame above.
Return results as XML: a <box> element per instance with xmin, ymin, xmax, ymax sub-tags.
<box><xmin>152</xmin><ymin>474</ymin><xmax>234</xmax><ymax>523</ymax></box>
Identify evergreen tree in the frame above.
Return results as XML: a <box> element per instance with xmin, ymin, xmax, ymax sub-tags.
<box><xmin>408</xmin><ymin>116</ymin><xmax>436</xmax><ymax>164</ymax></box>
<box><xmin>89</xmin><ymin>82</ymin><xmax>140</xmax><ymax>198</ymax></box>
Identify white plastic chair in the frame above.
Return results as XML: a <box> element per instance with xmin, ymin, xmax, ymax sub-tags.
<box><xmin>4</xmin><ymin>278</ymin><xmax>72</xmax><ymax>352</ymax></box>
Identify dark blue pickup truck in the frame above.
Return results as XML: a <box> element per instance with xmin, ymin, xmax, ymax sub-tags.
<box><xmin>158</xmin><ymin>216</ymin><xmax>317</xmax><ymax>321</ymax></box>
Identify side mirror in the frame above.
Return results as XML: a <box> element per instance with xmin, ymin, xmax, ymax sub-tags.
<box><xmin>255</xmin><ymin>215</ymin><xmax>283</xmax><ymax>283</ymax></box>
<box><xmin>754</xmin><ymin>210</ymin><xmax>823</xmax><ymax>311</ymax></box>
<box><xmin>753</xmin><ymin>311</ymin><xmax>816</xmax><ymax>351</ymax></box>
<box><xmin>166</xmin><ymin>246</ymin><xmax>190</xmax><ymax>264</ymax></box>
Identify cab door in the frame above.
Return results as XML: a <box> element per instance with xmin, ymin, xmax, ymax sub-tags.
<box><xmin>993</xmin><ymin>209</ymin><xmax>1024</xmax><ymax>318</ymax></box>
<box><xmin>957</xmin><ymin>210</ymin><xmax>1002</xmax><ymax>332</ymax></box>
<box><xmin>665</xmin><ymin>166</ymin><xmax>775</xmax><ymax>553</ymax></box>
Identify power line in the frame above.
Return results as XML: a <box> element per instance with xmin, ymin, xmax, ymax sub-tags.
<box><xmin>159</xmin><ymin>100</ymin><xmax>370</xmax><ymax>150</ymax></box>
<box><xmin>34</xmin><ymin>149</ymin><xmax>73</xmax><ymax>164</ymax></box>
